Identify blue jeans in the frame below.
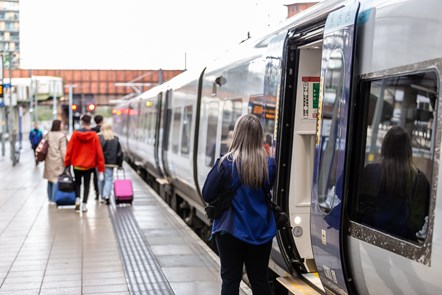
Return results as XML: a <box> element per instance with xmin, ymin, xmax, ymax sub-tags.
<box><xmin>99</xmin><ymin>167</ymin><xmax>114</xmax><ymax>199</ymax></box>
<box><xmin>47</xmin><ymin>181</ymin><xmax>56</xmax><ymax>202</ymax></box>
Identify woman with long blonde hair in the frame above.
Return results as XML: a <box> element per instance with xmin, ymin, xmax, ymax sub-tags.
<box><xmin>98</xmin><ymin>122</ymin><xmax>123</xmax><ymax>204</ymax></box>
<box><xmin>202</xmin><ymin>114</ymin><xmax>277</xmax><ymax>295</ymax></box>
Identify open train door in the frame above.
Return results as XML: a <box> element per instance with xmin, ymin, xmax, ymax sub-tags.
<box><xmin>310</xmin><ymin>2</ymin><xmax>359</xmax><ymax>294</ymax></box>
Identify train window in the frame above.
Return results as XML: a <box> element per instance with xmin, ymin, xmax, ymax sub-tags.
<box><xmin>220</xmin><ymin>99</ymin><xmax>242</xmax><ymax>156</ymax></box>
<box><xmin>317</xmin><ymin>50</ymin><xmax>344</xmax><ymax>213</ymax></box>
<box><xmin>181</xmin><ymin>105</ymin><xmax>193</xmax><ymax>156</ymax></box>
<box><xmin>205</xmin><ymin>101</ymin><xmax>219</xmax><ymax>167</ymax></box>
<box><xmin>350</xmin><ymin>71</ymin><xmax>437</xmax><ymax>246</ymax></box>
<box><xmin>149</xmin><ymin>111</ymin><xmax>156</xmax><ymax>144</ymax></box>
<box><xmin>171</xmin><ymin>107</ymin><xmax>182</xmax><ymax>154</ymax></box>
<box><xmin>144</xmin><ymin>112</ymin><xmax>151</xmax><ymax>144</ymax></box>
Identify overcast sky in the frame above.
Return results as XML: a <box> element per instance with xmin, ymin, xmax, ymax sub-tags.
<box><xmin>19</xmin><ymin>0</ymin><xmax>289</xmax><ymax>71</ymax></box>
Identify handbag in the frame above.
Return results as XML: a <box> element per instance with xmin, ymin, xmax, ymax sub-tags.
<box><xmin>58</xmin><ymin>167</ymin><xmax>75</xmax><ymax>192</ymax></box>
<box><xmin>205</xmin><ymin>178</ymin><xmax>241</xmax><ymax>221</ymax></box>
<box><xmin>35</xmin><ymin>137</ymin><xmax>49</xmax><ymax>162</ymax></box>
<box><xmin>205</xmin><ymin>190</ymin><xmax>237</xmax><ymax>220</ymax></box>
<box><xmin>266</xmin><ymin>192</ymin><xmax>290</xmax><ymax>230</ymax></box>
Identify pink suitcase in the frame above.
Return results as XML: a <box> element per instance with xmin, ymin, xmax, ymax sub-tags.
<box><xmin>113</xmin><ymin>168</ymin><xmax>133</xmax><ymax>204</ymax></box>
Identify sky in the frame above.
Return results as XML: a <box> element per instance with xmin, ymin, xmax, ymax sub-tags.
<box><xmin>19</xmin><ymin>0</ymin><xmax>290</xmax><ymax>71</ymax></box>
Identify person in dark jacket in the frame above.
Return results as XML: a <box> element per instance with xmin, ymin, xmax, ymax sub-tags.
<box><xmin>202</xmin><ymin>114</ymin><xmax>277</xmax><ymax>295</ymax></box>
<box><xmin>29</xmin><ymin>121</ymin><xmax>43</xmax><ymax>152</ymax></box>
<box><xmin>65</xmin><ymin>114</ymin><xmax>105</xmax><ymax>212</ymax></box>
<box><xmin>91</xmin><ymin>115</ymin><xmax>104</xmax><ymax>200</ymax></box>
<box><xmin>98</xmin><ymin>122</ymin><xmax>123</xmax><ymax>204</ymax></box>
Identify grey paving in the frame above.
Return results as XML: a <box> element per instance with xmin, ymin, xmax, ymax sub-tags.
<box><xmin>0</xmin><ymin>141</ymin><xmax>252</xmax><ymax>295</ymax></box>
<box><xmin>0</xmin><ymin>143</ymin><xmax>128</xmax><ymax>294</ymax></box>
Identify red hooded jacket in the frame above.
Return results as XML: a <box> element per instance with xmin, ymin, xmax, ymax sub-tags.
<box><xmin>64</xmin><ymin>130</ymin><xmax>105</xmax><ymax>172</ymax></box>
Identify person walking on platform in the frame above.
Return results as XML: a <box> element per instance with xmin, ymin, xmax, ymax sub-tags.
<box><xmin>43</xmin><ymin>119</ymin><xmax>67</xmax><ymax>204</ymax></box>
<box><xmin>29</xmin><ymin>121</ymin><xmax>43</xmax><ymax>153</ymax></box>
<box><xmin>98</xmin><ymin>122</ymin><xmax>123</xmax><ymax>204</ymax></box>
<box><xmin>202</xmin><ymin>114</ymin><xmax>277</xmax><ymax>295</ymax></box>
<box><xmin>91</xmin><ymin>115</ymin><xmax>104</xmax><ymax>200</ymax></box>
<box><xmin>65</xmin><ymin>114</ymin><xmax>105</xmax><ymax>212</ymax></box>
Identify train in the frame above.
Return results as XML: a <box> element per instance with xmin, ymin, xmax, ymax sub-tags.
<box><xmin>112</xmin><ymin>0</ymin><xmax>442</xmax><ymax>294</ymax></box>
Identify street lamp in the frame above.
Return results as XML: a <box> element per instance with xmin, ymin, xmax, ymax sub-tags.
<box><xmin>65</xmin><ymin>84</ymin><xmax>77</xmax><ymax>135</ymax></box>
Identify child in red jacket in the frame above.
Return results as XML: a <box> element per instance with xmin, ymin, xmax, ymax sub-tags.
<box><xmin>65</xmin><ymin>114</ymin><xmax>105</xmax><ymax>212</ymax></box>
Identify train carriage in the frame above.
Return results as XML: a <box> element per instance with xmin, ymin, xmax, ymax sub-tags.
<box><xmin>113</xmin><ymin>0</ymin><xmax>442</xmax><ymax>293</ymax></box>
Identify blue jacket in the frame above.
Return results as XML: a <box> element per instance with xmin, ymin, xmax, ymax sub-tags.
<box><xmin>202</xmin><ymin>156</ymin><xmax>277</xmax><ymax>245</ymax></box>
<box><xmin>29</xmin><ymin>128</ymin><xmax>43</xmax><ymax>147</ymax></box>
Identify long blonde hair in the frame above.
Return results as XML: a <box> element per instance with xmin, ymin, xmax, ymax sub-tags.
<box><xmin>100</xmin><ymin>122</ymin><xmax>115</xmax><ymax>140</ymax></box>
<box><xmin>220</xmin><ymin>114</ymin><xmax>268</xmax><ymax>190</ymax></box>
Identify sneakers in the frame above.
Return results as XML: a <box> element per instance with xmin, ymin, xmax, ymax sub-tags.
<box><xmin>81</xmin><ymin>204</ymin><xmax>88</xmax><ymax>212</ymax></box>
<box><xmin>75</xmin><ymin>198</ymin><xmax>81</xmax><ymax>211</ymax></box>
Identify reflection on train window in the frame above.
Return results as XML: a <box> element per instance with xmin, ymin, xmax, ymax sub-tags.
<box><xmin>249</xmin><ymin>94</ymin><xmax>276</xmax><ymax>156</ymax></box>
<box><xmin>128</xmin><ymin>102</ymin><xmax>138</xmax><ymax>142</ymax></box>
<box><xmin>220</xmin><ymin>99</ymin><xmax>242</xmax><ymax>156</ymax></box>
<box><xmin>205</xmin><ymin>101</ymin><xmax>219</xmax><ymax>167</ymax></box>
<box><xmin>150</xmin><ymin>111</ymin><xmax>157</xmax><ymax>144</ymax></box>
<box><xmin>181</xmin><ymin>106</ymin><xmax>193</xmax><ymax>156</ymax></box>
<box><xmin>317</xmin><ymin>50</ymin><xmax>344</xmax><ymax>213</ymax></box>
<box><xmin>171</xmin><ymin>107</ymin><xmax>182</xmax><ymax>154</ymax></box>
<box><xmin>145</xmin><ymin>111</ymin><xmax>152</xmax><ymax>144</ymax></box>
<box><xmin>351</xmin><ymin>71</ymin><xmax>437</xmax><ymax>243</ymax></box>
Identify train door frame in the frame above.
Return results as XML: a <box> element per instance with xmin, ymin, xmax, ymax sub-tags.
<box><xmin>192</xmin><ymin>68</ymin><xmax>206</xmax><ymax>198</ymax></box>
<box><xmin>275</xmin><ymin>16</ymin><xmax>326</xmax><ymax>280</ymax></box>
<box><xmin>309</xmin><ymin>2</ymin><xmax>360</xmax><ymax>294</ymax></box>
<box><xmin>154</xmin><ymin>92</ymin><xmax>164</xmax><ymax>178</ymax></box>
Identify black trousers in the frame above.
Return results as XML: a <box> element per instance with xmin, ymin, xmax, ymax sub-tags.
<box><xmin>73</xmin><ymin>168</ymin><xmax>94</xmax><ymax>204</ymax></box>
<box><xmin>215</xmin><ymin>233</ymin><xmax>272</xmax><ymax>295</ymax></box>
<box><xmin>92</xmin><ymin>168</ymin><xmax>99</xmax><ymax>196</ymax></box>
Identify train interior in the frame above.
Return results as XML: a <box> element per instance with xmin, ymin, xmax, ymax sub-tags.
<box><xmin>279</xmin><ymin>38</ymin><xmax>324</xmax><ymax>291</ymax></box>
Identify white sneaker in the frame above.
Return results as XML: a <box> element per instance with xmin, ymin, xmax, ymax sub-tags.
<box><xmin>75</xmin><ymin>198</ymin><xmax>81</xmax><ymax>211</ymax></box>
<box><xmin>81</xmin><ymin>204</ymin><xmax>88</xmax><ymax>212</ymax></box>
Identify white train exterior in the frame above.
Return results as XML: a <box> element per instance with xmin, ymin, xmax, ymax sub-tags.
<box><xmin>113</xmin><ymin>0</ymin><xmax>442</xmax><ymax>293</ymax></box>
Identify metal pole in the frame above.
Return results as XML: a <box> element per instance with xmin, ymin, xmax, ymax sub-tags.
<box><xmin>0</xmin><ymin>53</ymin><xmax>4</xmax><ymax>156</ymax></box>
<box><xmin>52</xmin><ymin>80</ymin><xmax>57</xmax><ymax>119</ymax></box>
<box><xmin>29</xmin><ymin>69</ymin><xmax>33</xmax><ymax>128</ymax></box>
<box><xmin>66</xmin><ymin>84</ymin><xmax>76</xmax><ymax>136</ymax></box>
<box><xmin>34</xmin><ymin>80</ymin><xmax>38</xmax><ymax>121</ymax></box>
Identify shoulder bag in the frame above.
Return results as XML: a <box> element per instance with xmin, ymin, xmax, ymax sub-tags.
<box><xmin>205</xmin><ymin>179</ymin><xmax>241</xmax><ymax>221</ymax></box>
<box><xmin>58</xmin><ymin>167</ymin><xmax>75</xmax><ymax>192</ymax></box>
<box><xmin>266</xmin><ymin>191</ymin><xmax>290</xmax><ymax>230</ymax></box>
<box><xmin>35</xmin><ymin>136</ymin><xmax>49</xmax><ymax>162</ymax></box>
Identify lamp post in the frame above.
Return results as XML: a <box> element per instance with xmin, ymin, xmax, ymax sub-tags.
<box><xmin>52</xmin><ymin>80</ymin><xmax>57</xmax><ymax>119</ymax></box>
<box><xmin>65</xmin><ymin>84</ymin><xmax>77</xmax><ymax>136</ymax></box>
<box><xmin>0</xmin><ymin>53</ymin><xmax>4</xmax><ymax>157</ymax></box>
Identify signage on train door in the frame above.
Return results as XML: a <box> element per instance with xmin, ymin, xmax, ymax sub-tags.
<box><xmin>302</xmin><ymin>76</ymin><xmax>320</xmax><ymax>119</ymax></box>
<box><xmin>311</xmin><ymin>2</ymin><xmax>360</xmax><ymax>295</ymax></box>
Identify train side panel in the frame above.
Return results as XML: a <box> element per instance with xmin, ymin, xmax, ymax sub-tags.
<box><xmin>344</xmin><ymin>0</ymin><xmax>442</xmax><ymax>294</ymax></box>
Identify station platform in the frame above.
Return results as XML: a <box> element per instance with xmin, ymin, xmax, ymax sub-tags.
<box><xmin>0</xmin><ymin>142</ymin><xmax>252</xmax><ymax>295</ymax></box>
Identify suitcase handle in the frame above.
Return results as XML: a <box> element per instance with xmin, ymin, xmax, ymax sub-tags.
<box><xmin>115</xmin><ymin>167</ymin><xmax>126</xmax><ymax>179</ymax></box>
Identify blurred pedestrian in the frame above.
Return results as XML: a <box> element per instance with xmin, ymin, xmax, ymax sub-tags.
<box><xmin>29</xmin><ymin>121</ymin><xmax>43</xmax><ymax>152</ymax></box>
<box><xmin>98</xmin><ymin>122</ymin><xmax>123</xmax><ymax>204</ymax></box>
<box><xmin>91</xmin><ymin>115</ymin><xmax>104</xmax><ymax>200</ymax></box>
<box><xmin>43</xmin><ymin>119</ymin><xmax>67</xmax><ymax>204</ymax></box>
<box><xmin>65</xmin><ymin>114</ymin><xmax>105</xmax><ymax>212</ymax></box>
<box><xmin>202</xmin><ymin>114</ymin><xmax>277</xmax><ymax>295</ymax></box>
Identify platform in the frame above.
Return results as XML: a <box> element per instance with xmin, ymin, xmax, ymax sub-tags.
<box><xmin>0</xmin><ymin>142</ymin><xmax>252</xmax><ymax>294</ymax></box>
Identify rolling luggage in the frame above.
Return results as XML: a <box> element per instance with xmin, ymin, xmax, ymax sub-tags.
<box><xmin>54</xmin><ymin>182</ymin><xmax>76</xmax><ymax>206</ymax></box>
<box><xmin>113</xmin><ymin>168</ymin><xmax>133</xmax><ymax>204</ymax></box>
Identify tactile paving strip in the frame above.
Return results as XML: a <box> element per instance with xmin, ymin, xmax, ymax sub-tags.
<box><xmin>109</xmin><ymin>205</ymin><xmax>174</xmax><ymax>294</ymax></box>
